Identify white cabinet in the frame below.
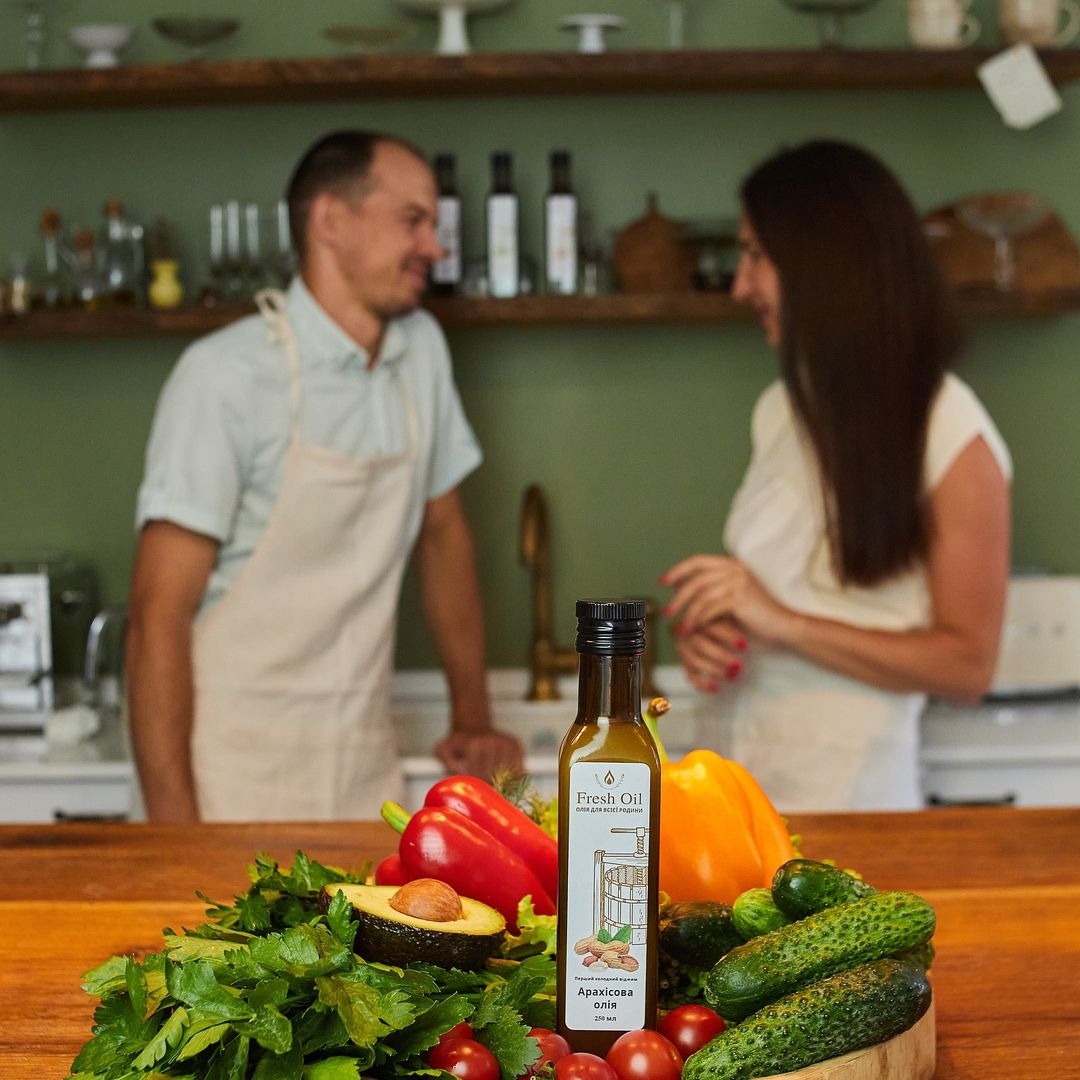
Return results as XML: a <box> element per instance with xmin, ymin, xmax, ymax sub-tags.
<box><xmin>0</xmin><ymin>771</ymin><xmax>133</xmax><ymax>822</ymax></box>
<box><xmin>921</xmin><ymin>696</ymin><xmax>1080</xmax><ymax>808</ymax></box>
<box><xmin>0</xmin><ymin>723</ymin><xmax>136</xmax><ymax>823</ymax></box>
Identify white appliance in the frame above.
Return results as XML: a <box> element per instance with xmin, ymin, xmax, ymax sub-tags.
<box><xmin>0</xmin><ymin>554</ymin><xmax>97</xmax><ymax>732</ymax></box>
<box><xmin>921</xmin><ymin>574</ymin><xmax>1080</xmax><ymax>807</ymax></box>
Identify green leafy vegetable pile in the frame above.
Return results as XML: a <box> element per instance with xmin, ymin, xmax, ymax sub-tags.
<box><xmin>69</xmin><ymin>852</ymin><xmax>555</xmax><ymax>1080</ymax></box>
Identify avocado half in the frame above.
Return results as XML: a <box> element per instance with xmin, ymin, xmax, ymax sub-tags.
<box><xmin>322</xmin><ymin>883</ymin><xmax>506</xmax><ymax>970</ymax></box>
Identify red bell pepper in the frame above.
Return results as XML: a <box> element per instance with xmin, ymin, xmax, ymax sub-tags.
<box><xmin>374</xmin><ymin>853</ymin><xmax>408</xmax><ymax>886</ymax></box>
<box><xmin>424</xmin><ymin>775</ymin><xmax>559</xmax><ymax>901</ymax></box>
<box><xmin>382</xmin><ymin>801</ymin><xmax>555</xmax><ymax>933</ymax></box>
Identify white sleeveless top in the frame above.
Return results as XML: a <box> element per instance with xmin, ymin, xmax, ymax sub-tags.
<box><xmin>719</xmin><ymin>374</ymin><xmax>1011</xmax><ymax>812</ymax></box>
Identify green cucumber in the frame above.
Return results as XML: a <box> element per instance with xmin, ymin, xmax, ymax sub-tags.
<box><xmin>705</xmin><ymin>890</ymin><xmax>935</xmax><ymax>1021</ymax></box>
<box><xmin>771</xmin><ymin>858</ymin><xmax>876</xmax><ymax>919</ymax></box>
<box><xmin>684</xmin><ymin>959</ymin><xmax>932</xmax><ymax>1080</ymax></box>
<box><xmin>732</xmin><ymin>888</ymin><xmax>791</xmax><ymax>940</ymax></box>
<box><xmin>894</xmin><ymin>938</ymin><xmax>936</xmax><ymax>971</ymax></box>
<box><xmin>659</xmin><ymin>900</ymin><xmax>742</xmax><ymax>968</ymax></box>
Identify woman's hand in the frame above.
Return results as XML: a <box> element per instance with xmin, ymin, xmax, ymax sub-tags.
<box><xmin>675</xmin><ymin>618</ymin><xmax>746</xmax><ymax>692</ymax></box>
<box><xmin>661</xmin><ymin>554</ymin><xmax>794</xmax><ymax>644</ymax></box>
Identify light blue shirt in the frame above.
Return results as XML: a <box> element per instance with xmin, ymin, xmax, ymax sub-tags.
<box><xmin>136</xmin><ymin>278</ymin><xmax>482</xmax><ymax>614</ymax></box>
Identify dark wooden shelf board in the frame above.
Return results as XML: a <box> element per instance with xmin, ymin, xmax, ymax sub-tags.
<box><xmin>3</xmin><ymin>49</ymin><xmax>1080</xmax><ymax>112</ymax></box>
<box><xmin>2</xmin><ymin>289</ymin><xmax>1078</xmax><ymax>342</ymax></box>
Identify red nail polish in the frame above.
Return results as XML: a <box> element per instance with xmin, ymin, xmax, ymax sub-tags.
<box><xmin>726</xmin><ymin>660</ymin><xmax>743</xmax><ymax>680</ymax></box>
<box><xmin>737</xmin><ymin>637</ymin><xmax>748</xmax><ymax>651</ymax></box>
<box><xmin>676</xmin><ymin>623</ymin><xmax>690</xmax><ymax>638</ymax></box>
<box><xmin>707</xmin><ymin>682</ymin><xmax>722</xmax><ymax>693</ymax></box>
<box><xmin>662</xmin><ymin>604</ymin><xmax>674</xmax><ymax>617</ymax></box>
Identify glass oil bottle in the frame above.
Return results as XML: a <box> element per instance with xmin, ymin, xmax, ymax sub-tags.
<box><xmin>556</xmin><ymin>599</ymin><xmax>661</xmax><ymax>1055</ymax></box>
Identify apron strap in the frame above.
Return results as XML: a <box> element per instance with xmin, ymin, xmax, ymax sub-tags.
<box><xmin>255</xmin><ymin>287</ymin><xmax>303</xmax><ymax>437</ymax></box>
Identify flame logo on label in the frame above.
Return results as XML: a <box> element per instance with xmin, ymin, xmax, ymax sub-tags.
<box><xmin>604</xmin><ymin>770</ymin><xmax>616</xmax><ymax>786</ymax></box>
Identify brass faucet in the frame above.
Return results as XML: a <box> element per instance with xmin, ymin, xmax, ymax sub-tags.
<box><xmin>520</xmin><ymin>484</ymin><xmax>577</xmax><ymax>700</ymax></box>
<box><xmin>519</xmin><ymin>484</ymin><xmax>661</xmax><ymax>702</ymax></box>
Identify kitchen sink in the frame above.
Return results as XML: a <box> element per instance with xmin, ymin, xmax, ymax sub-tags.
<box><xmin>390</xmin><ymin>665</ymin><xmax>703</xmax><ymax>810</ymax></box>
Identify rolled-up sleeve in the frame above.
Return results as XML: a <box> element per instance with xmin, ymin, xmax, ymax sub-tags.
<box><xmin>135</xmin><ymin>345</ymin><xmax>247</xmax><ymax>542</ymax></box>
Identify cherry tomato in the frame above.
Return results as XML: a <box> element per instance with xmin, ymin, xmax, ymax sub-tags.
<box><xmin>656</xmin><ymin>1004</ymin><xmax>727</xmax><ymax>1059</ymax></box>
<box><xmin>518</xmin><ymin>1028</ymin><xmax>571</xmax><ymax>1076</ymax></box>
<box><xmin>605</xmin><ymin>1029</ymin><xmax>682</xmax><ymax>1080</ymax></box>
<box><xmin>427</xmin><ymin>1037</ymin><xmax>500</xmax><ymax>1080</ymax></box>
<box><xmin>555</xmin><ymin>1052</ymin><xmax>619</xmax><ymax>1080</ymax></box>
<box><xmin>438</xmin><ymin>1021</ymin><xmax>475</xmax><ymax>1044</ymax></box>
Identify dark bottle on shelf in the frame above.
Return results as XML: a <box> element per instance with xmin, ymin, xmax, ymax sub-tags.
<box><xmin>486</xmin><ymin>151</ymin><xmax>519</xmax><ymax>299</ymax></box>
<box><xmin>431</xmin><ymin>153</ymin><xmax>463</xmax><ymax>297</ymax></box>
<box><xmin>545</xmin><ymin>150</ymin><xmax>579</xmax><ymax>296</ymax></box>
<box><xmin>556</xmin><ymin>599</ymin><xmax>661</xmax><ymax>1057</ymax></box>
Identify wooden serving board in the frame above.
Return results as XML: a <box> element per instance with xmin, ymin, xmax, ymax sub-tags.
<box><xmin>759</xmin><ymin>1000</ymin><xmax>935</xmax><ymax>1080</ymax></box>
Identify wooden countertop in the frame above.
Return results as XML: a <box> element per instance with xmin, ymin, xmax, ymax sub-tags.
<box><xmin>2</xmin><ymin>807</ymin><xmax>1078</xmax><ymax>1078</ymax></box>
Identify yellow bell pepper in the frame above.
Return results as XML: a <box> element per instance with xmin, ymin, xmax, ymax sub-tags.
<box><xmin>646</xmin><ymin>698</ymin><xmax>795</xmax><ymax>904</ymax></box>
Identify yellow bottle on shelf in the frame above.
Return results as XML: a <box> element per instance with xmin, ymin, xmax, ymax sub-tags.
<box><xmin>148</xmin><ymin>259</ymin><xmax>183</xmax><ymax>309</ymax></box>
<box><xmin>556</xmin><ymin>599</ymin><xmax>661</xmax><ymax>1056</ymax></box>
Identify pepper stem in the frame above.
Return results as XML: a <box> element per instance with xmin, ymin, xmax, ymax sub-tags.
<box><xmin>381</xmin><ymin>800</ymin><xmax>412</xmax><ymax>834</ymax></box>
<box><xmin>644</xmin><ymin>696</ymin><xmax>671</xmax><ymax>764</ymax></box>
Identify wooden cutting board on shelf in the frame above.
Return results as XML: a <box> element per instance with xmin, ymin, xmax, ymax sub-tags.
<box><xmin>760</xmin><ymin>1000</ymin><xmax>935</xmax><ymax>1080</ymax></box>
<box><xmin>925</xmin><ymin>195</ymin><xmax>1080</xmax><ymax>294</ymax></box>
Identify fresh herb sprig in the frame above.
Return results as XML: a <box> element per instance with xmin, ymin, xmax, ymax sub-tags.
<box><xmin>69</xmin><ymin>851</ymin><xmax>549</xmax><ymax>1080</ymax></box>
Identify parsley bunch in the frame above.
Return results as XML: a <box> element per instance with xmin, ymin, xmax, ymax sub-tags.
<box><xmin>68</xmin><ymin>852</ymin><xmax>555</xmax><ymax>1080</ymax></box>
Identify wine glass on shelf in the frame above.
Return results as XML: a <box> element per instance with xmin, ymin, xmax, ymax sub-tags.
<box><xmin>779</xmin><ymin>0</ymin><xmax>883</xmax><ymax>48</ymax></box>
<box><xmin>956</xmin><ymin>192</ymin><xmax>1051</xmax><ymax>293</ymax></box>
<box><xmin>657</xmin><ymin>0</ymin><xmax>718</xmax><ymax>48</ymax></box>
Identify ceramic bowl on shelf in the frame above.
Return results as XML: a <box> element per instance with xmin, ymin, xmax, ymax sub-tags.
<box><xmin>151</xmin><ymin>16</ymin><xmax>240</xmax><ymax>53</ymax></box>
<box><xmin>321</xmin><ymin>24</ymin><xmax>415</xmax><ymax>53</ymax></box>
<box><xmin>66</xmin><ymin>23</ymin><xmax>135</xmax><ymax>68</ymax></box>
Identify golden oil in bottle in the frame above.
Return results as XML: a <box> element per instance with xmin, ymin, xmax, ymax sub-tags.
<box><xmin>556</xmin><ymin>599</ymin><xmax>661</xmax><ymax>1055</ymax></box>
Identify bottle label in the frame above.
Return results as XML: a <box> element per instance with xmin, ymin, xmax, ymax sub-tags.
<box><xmin>546</xmin><ymin>194</ymin><xmax>578</xmax><ymax>295</ymax></box>
<box><xmin>487</xmin><ymin>194</ymin><xmax>519</xmax><ymax>298</ymax></box>
<box><xmin>563</xmin><ymin>761</ymin><xmax>652</xmax><ymax>1032</ymax></box>
<box><xmin>433</xmin><ymin>196</ymin><xmax>461</xmax><ymax>284</ymax></box>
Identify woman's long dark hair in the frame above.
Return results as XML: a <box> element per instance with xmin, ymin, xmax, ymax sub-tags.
<box><xmin>740</xmin><ymin>140</ymin><xmax>964</xmax><ymax>587</ymax></box>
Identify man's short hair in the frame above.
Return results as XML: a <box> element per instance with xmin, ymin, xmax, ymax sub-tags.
<box><xmin>285</xmin><ymin>130</ymin><xmax>426</xmax><ymax>262</ymax></box>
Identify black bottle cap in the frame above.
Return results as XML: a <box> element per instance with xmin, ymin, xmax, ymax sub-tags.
<box><xmin>551</xmin><ymin>150</ymin><xmax>570</xmax><ymax>167</ymax></box>
<box><xmin>434</xmin><ymin>152</ymin><xmax>455</xmax><ymax>169</ymax></box>
<box><xmin>576</xmin><ymin>598</ymin><xmax>646</xmax><ymax>656</ymax></box>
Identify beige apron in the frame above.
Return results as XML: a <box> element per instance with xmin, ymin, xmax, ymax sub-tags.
<box><xmin>721</xmin><ymin>388</ymin><xmax>923</xmax><ymax>813</ymax></box>
<box><xmin>191</xmin><ymin>289</ymin><xmax>414</xmax><ymax>821</ymax></box>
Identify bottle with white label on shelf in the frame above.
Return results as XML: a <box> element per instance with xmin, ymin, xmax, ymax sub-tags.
<box><xmin>545</xmin><ymin>150</ymin><xmax>578</xmax><ymax>295</ymax></box>
<box><xmin>556</xmin><ymin>598</ymin><xmax>661</xmax><ymax>1057</ymax></box>
<box><xmin>486</xmin><ymin>151</ymin><xmax>519</xmax><ymax>299</ymax></box>
<box><xmin>431</xmin><ymin>152</ymin><xmax>462</xmax><ymax>297</ymax></box>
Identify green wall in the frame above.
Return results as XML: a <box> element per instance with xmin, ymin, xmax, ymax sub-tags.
<box><xmin>1</xmin><ymin>1</ymin><xmax>1077</xmax><ymax>669</ymax></box>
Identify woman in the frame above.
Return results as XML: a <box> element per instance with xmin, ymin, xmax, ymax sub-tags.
<box><xmin>662</xmin><ymin>140</ymin><xmax>1012</xmax><ymax>812</ymax></box>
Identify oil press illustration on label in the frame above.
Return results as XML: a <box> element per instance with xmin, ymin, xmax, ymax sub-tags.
<box><xmin>563</xmin><ymin>761</ymin><xmax>653</xmax><ymax>1030</ymax></box>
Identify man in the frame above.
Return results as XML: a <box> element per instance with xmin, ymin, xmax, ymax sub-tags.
<box><xmin>127</xmin><ymin>130</ymin><xmax>521</xmax><ymax>822</ymax></box>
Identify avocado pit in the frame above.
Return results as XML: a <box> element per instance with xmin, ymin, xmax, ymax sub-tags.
<box><xmin>389</xmin><ymin>878</ymin><xmax>465</xmax><ymax>922</ymax></box>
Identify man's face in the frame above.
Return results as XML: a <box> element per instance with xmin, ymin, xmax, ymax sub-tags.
<box><xmin>330</xmin><ymin>142</ymin><xmax>443</xmax><ymax>321</ymax></box>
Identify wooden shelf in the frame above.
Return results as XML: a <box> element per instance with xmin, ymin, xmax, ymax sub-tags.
<box><xmin>2</xmin><ymin>48</ymin><xmax>1080</xmax><ymax>111</ymax></box>
<box><xmin>2</xmin><ymin>289</ymin><xmax>1078</xmax><ymax>341</ymax></box>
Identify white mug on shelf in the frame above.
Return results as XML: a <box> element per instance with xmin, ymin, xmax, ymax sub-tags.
<box><xmin>908</xmin><ymin>0</ymin><xmax>981</xmax><ymax>48</ymax></box>
<box><xmin>999</xmin><ymin>0</ymin><xmax>1080</xmax><ymax>45</ymax></box>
